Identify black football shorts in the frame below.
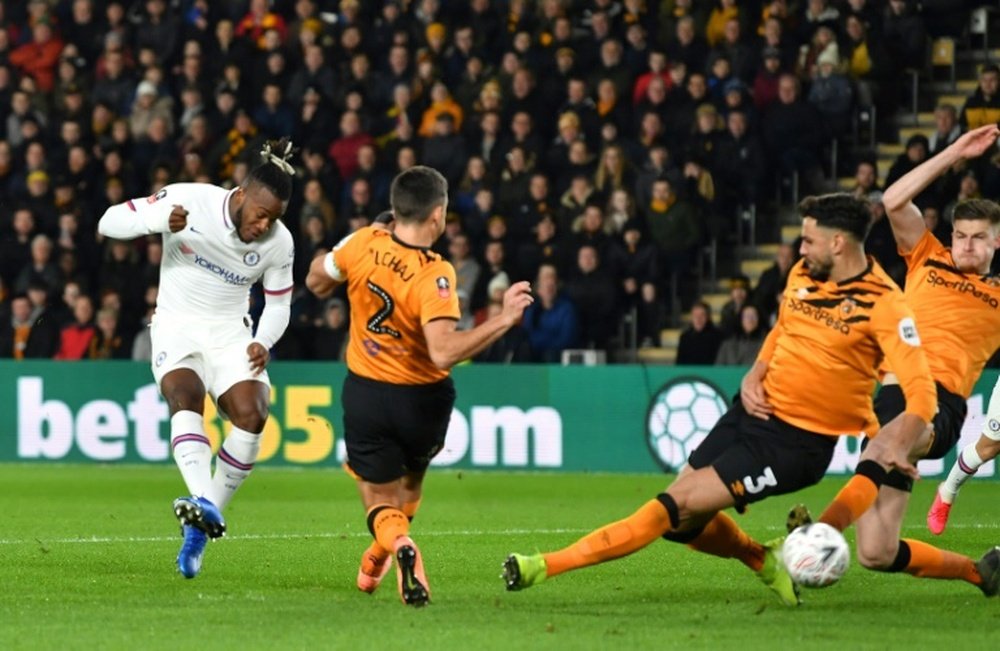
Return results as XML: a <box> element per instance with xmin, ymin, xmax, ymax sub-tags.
<box><xmin>688</xmin><ymin>398</ymin><xmax>838</xmax><ymax>512</ymax></box>
<box><xmin>342</xmin><ymin>371</ymin><xmax>456</xmax><ymax>483</ymax></box>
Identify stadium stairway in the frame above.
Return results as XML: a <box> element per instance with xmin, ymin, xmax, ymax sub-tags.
<box><xmin>641</xmin><ymin>29</ymin><xmax>998</xmax><ymax>366</ymax></box>
<box><xmin>640</xmin><ymin>240</ymin><xmax>786</xmax><ymax>365</ymax></box>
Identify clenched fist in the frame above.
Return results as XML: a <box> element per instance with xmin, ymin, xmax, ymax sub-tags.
<box><xmin>169</xmin><ymin>205</ymin><xmax>189</xmax><ymax>233</ymax></box>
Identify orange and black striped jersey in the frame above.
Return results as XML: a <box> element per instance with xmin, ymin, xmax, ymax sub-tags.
<box><xmin>758</xmin><ymin>258</ymin><xmax>937</xmax><ymax>437</ymax></box>
<box><xmin>333</xmin><ymin>226</ymin><xmax>460</xmax><ymax>385</ymax></box>
<box><xmin>885</xmin><ymin>230</ymin><xmax>1000</xmax><ymax>398</ymax></box>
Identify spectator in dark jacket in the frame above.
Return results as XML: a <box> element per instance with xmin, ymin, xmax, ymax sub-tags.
<box><xmin>565</xmin><ymin>244</ymin><xmax>620</xmax><ymax>352</ymax></box>
<box><xmin>762</xmin><ymin>74</ymin><xmax>829</xmax><ymax>196</ymax></box>
<box><xmin>753</xmin><ymin>243</ymin><xmax>795</xmax><ymax>326</ymax></box>
<box><xmin>960</xmin><ymin>63</ymin><xmax>1000</xmax><ymax>130</ymax></box>
<box><xmin>715</xmin><ymin>304</ymin><xmax>766</xmax><ymax>365</ymax></box>
<box><xmin>0</xmin><ymin>292</ymin><xmax>58</xmax><ymax>359</ymax></box>
<box><xmin>609</xmin><ymin>220</ymin><xmax>662</xmax><ymax>346</ymax></box>
<box><xmin>675</xmin><ymin>300</ymin><xmax>722</xmax><ymax>366</ymax></box>
<box><xmin>522</xmin><ymin>263</ymin><xmax>579</xmax><ymax>363</ymax></box>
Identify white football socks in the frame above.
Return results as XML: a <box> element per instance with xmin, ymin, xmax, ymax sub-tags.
<box><xmin>208</xmin><ymin>426</ymin><xmax>261</xmax><ymax>511</ymax></box>
<box><xmin>170</xmin><ymin>410</ymin><xmax>212</xmax><ymax>498</ymax></box>
<box><xmin>939</xmin><ymin>443</ymin><xmax>984</xmax><ymax>503</ymax></box>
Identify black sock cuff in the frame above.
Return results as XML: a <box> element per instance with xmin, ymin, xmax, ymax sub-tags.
<box><xmin>662</xmin><ymin>525</ymin><xmax>705</xmax><ymax>544</ymax></box>
<box><xmin>855</xmin><ymin>459</ymin><xmax>888</xmax><ymax>487</ymax></box>
<box><xmin>656</xmin><ymin>492</ymin><xmax>680</xmax><ymax>530</ymax></box>
<box><xmin>883</xmin><ymin>469</ymin><xmax>915</xmax><ymax>493</ymax></box>
<box><xmin>366</xmin><ymin>505</ymin><xmax>391</xmax><ymax>538</ymax></box>
<box><xmin>886</xmin><ymin>540</ymin><xmax>911</xmax><ymax>573</ymax></box>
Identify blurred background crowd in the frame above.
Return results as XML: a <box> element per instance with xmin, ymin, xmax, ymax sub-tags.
<box><xmin>0</xmin><ymin>0</ymin><xmax>994</xmax><ymax>365</ymax></box>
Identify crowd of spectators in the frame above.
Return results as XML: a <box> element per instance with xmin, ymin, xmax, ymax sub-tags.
<box><xmin>0</xmin><ymin>0</ymin><xmax>988</xmax><ymax>366</ymax></box>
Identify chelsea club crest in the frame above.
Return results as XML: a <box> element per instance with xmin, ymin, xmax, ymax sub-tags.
<box><xmin>243</xmin><ymin>251</ymin><xmax>261</xmax><ymax>266</ymax></box>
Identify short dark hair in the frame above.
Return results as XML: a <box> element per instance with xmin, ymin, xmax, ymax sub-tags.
<box><xmin>390</xmin><ymin>165</ymin><xmax>448</xmax><ymax>222</ymax></box>
<box><xmin>799</xmin><ymin>193</ymin><xmax>872</xmax><ymax>242</ymax></box>
<box><xmin>953</xmin><ymin>198</ymin><xmax>1000</xmax><ymax>226</ymax></box>
<box><xmin>245</xmin><ymin>137</ymin><xmax>295</xmax><ymax>203</ymax></box>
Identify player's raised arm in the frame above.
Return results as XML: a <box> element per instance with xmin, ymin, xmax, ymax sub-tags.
<box><xmin>869</xmin><ymin>296</ymin><xmax>938</xmax><ymax>476</ymax></box>
<box><xmin>883</xmin><ymin>124</ymin><xmax>1000</xmax><ymax>254</ymax></box>
<box><xmin>423</xmin><ymin>280</ymin><xmax>534</xmax><ymax>369</ymax></box>
<box><xmin>98</xmin><ymin>186</ymin><xmax>188</xmax><ymax>240</ymax></box>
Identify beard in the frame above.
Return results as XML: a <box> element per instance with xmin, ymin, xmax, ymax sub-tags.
<box><xmin>804</xmin><ymin>257</ymin><xmax>832</xmax><ymax>281</ymax></box>
<box><xmin>231</xmin><ymin>203</ymin><xmax>253</xmax><ymax>244</ymax></box>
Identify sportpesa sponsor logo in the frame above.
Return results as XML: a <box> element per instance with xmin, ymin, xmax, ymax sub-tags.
<box><xmin>193</xmin><ymin>254</ymin><xmax>251</xmax><ymax>285</ymax></box>
<box><xmin>786</xmin><ymin>297</ymin><xmax>851</xmax><ymax>334</ymax></box>
<box><xmin>926</xmin><ymin>269</ymin><xmax>1000</xmax><ymax>308</ymax></box>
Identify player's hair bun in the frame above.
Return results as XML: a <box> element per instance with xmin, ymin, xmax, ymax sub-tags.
<box><xmin>261</xmin><ymin>138</ymin><xmax>296</xmax><ymax>176</ymax></box>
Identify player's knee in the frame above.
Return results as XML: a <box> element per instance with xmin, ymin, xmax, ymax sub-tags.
<box><xmin>228</xmin><ymin>401</ymin><xmax>269</xmax><ymax>432</ymax></box>
<box><xmin>164</xmin><ymin>389</ymin><xmax>204</xmax><ymax>414</ymax></box>
<box><xmin>855</xmin><ymin>536</ymin><xmax>896</xmax><ymax>571</ymax></box>
<box><xmin>980</xmin><ymin>436</ymin><xmax>1000</xmax><ymax>458</ymax></box>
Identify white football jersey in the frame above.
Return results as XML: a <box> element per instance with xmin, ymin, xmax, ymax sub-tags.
<box><xmin>103</xmin><ymin>183</ymin><xmax>295</xmax><ymax>320</ymax></box>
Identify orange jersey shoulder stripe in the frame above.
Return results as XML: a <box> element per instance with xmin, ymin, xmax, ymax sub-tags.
<box><xmin>887</xmin><ymin>230</ymin><xmax>1000</xmax><ymax>397</ymax></box>
<box><xmin>762</xmin><ymin>258</ymin><xmax>936</xmax><ymax>436</ymax></box>
<box><xmin>334</xmin><ymin>227</ymin><xmax>460</xmax><ymax>385</ymax></box>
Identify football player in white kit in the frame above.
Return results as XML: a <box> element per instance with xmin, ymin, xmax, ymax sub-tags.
<box><xmin>98</xmin><ymin>139</ymin><xmax>297</xmax><ymax>578</ymax></box>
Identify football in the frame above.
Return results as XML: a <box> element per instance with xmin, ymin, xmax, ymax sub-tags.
<box><xmin>782</xmin><ymin>523</ymin><xmax>850</xmax><ymax>588</ymax></box>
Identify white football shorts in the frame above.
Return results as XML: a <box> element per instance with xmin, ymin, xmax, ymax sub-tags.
<box><xmin>149</xmin><ymin>312</ymin><xmax>270</xmax><ymax>400</ymax></box>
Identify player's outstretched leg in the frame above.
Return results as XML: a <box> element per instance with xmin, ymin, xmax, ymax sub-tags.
<box><xmin>393</xmin><ymin>536</ymin><xmax>429</xmax><ymax>607</ymax></box>
<box><xmin>173</xmin><ymin>496</ymin><xmax>227</xmax><ymax>539</ymax></box>
<box><xmin>502</xmin><ymin>553</ymin><xmax>548</xmax><ymax>591</ymax></box>
<box><xmin>976</xmin><ymin>547</ymin><xmax>1000</xmax><ymax>597</ymax></box>
<box><xmin>818</xmin><ymin>460</ymin><xmax>887</xmax><ymax>532</ymax></box>
<box><xmin>176</xmin><ymin>524</ymin><xmax>208</xmax><ymax>579</ymax></box>
<box><xmin>757</xmin><ymin>538</ymin><xmax>801</xmax><ymax>607</ymax></box>
<box><xmin>929</xmin><ymin>440</ymin><xmax>989</xmax><ymax>535</ymax></box>
<box><xmin>357</xmin><ymin>542</ymin><xmax>393</xmax><ymax>593</ymax></box>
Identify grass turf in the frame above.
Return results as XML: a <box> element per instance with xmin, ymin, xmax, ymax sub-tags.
<box><xmin>1</xmin><ymin>464</ymin><xmax>998</xmax><ymax>650</ymax></box>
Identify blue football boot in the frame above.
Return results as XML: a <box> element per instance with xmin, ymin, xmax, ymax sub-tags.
<box><xmin>176</xmin><ymin>524</ymin><xmax>208</xmax><ymax>579</ymax></box>
<box><xmin>172</xmin><ymin>496</ymin><xmax>227</xmax><ymax>539</ymax></box>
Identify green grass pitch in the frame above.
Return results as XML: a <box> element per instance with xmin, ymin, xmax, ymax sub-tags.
<box><xmin>1</xmin><ymin>464</ymin><xmax>998</xmax><ymax>650</ymax></box>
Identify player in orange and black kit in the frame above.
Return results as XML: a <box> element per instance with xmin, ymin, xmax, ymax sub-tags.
<box><xmin>305</xmin><ymin>166</ymin><xmax>533</xmax><ymax>607</ymax></box>
<box><xmin>796</xmin><ymin>124</ymin><xmax>1000</xmax><ymax>596</ymax></box>
<box><xmin>503</xmin><ymin>194</ymin><xmax>937</xmax><ymax>606</ymax></box>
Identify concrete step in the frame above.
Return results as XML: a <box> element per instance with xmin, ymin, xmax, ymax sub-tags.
<box><xmin>660</xmin><ymin>327</ymin><xmax>682</xmax><ymax>347</ymax></box>
<box><xmin>879</xmin><ymin>143</ymin><xmax>904</xmax><ymax>158</ymax></box>
<box><xmin>957</xmin><ymin>48</ymin><xmax>1000</xmax><ymax>63</ymax></box>
<box><xmin>898</xmin><ymin>112</ymin><xmax>936</xmax><ymax>128</ymax></box>
<box><xmin>937</xmin><ymin>93</ymin><xmax>968</xmax><ymax>109</ymax></box>
<box><xmin>638</xmin><ymin>346</ymin><xmax>677</xmax><ymax>365</ymax></box>
<box><xmin>898</xmin><ymin>126</ymin><xmax>935</xmax><ymax>144</ymax></box>
<box><xmin>753</xmin><ymin>243</ymin><xmax>780</xmax><ymax>259</ymax></box>
<box><xmin>702</xmin><ymin>292</ymin><xmax>730</xmax><ymax>314</ymax></box>
<box><xmin>930</xmin><ymin>80</ymin><xmax>977</xmax><ymax>94</ymax></box>
<box><xmin>877</xmin><ymin>158</ymin><xmax>892</xmax><ymax>178</ymax></box>
<box><xmin>741</xmin><ymin>258</ymin><xmax>773</xmax><ymax>284</ymax></box>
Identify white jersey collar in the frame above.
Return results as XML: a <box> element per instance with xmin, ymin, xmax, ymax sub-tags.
<box><xmin>222</xmin><ymin>188</ymin><xmax>237</xmax><ymax>230</ymax></box>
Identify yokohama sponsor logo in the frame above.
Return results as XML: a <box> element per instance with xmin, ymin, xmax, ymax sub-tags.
<box><xmin>926</xmin><ymin>269</ymin><xmax>1000</xmax><ymax>308</ymax></box>
<box><xmin>193</xmin><ymin>255</ymin><xmax>251</xmax><ymax>285</ymax></box>
<box><xmin>786</xmin><ymin>298</ymin><xmax>851</xmax><ymax>335</ymax></box>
